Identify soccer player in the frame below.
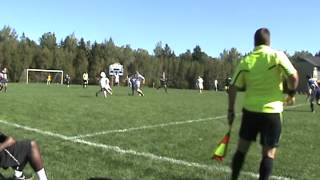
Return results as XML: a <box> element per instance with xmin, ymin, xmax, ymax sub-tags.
<box><xmin>306</xmin><ymin>75</ymin><xmax>319</xmax><ymax>91</ymax></box>
<box><xmin>64</xmin><ymin>74</ymin><xmax>71</xmax><ymax>87</ymax></box>
<box><xmin>0</xmin><ymin>67</ymin><xmax>8</xmax><ymax>92</ymax></box>
<box><xmin>224</xmin><ymin>77</ymin><xmax>232</xmax><ymax>91</ymax></box>
<box><xmin>227</xmin><ymin>28</ymin><xmax>299</xmax><ymax>180</ymax></box>
<box><xmin>82</xmin><ymin>72</ymin><xmax>89</xmax><ymax>88</ymax></box>
<box><xmin>157</xmin><ymin>72</ymin><xmax>168</xmax><ymax>93</ymax></box>
<box><xmin>128</xmin><ymin>74</ymin><xmax>136</xmax><ymax>96</ymax></box>
<box><xmin>196</xmin><ymin>76</ymin><xmax>204</xmax><ymax>93</ymax></box>
<box><xmin>0</xmin><ymin>132</ymin><xmax>48</xmax><ymax>180</ymax></box>
<box><xmin>46</xmin><ymin>73</ymin><xmax>51</xmax><ymax>85</ymax></box>
<box><xmin>134</xmin><ymin>71</ymin><xmax>145</xmax><ymax>96</ymax></box>
<box><xmin>96</xmin><ymin>72</ymin><xmax>112</xmax><ymax>98</ymax></box>
<box><xmin>306</xmin><ymin>75</ymin><xmax>320</xmax><ymax>112</ymax></box>
<box><xmin>214</xmin><ymin>79</ymin><xmax>218</xmax><ymax>91</ymax></box>
<box><xmin>114</xmin><ymin>73</ymin><xmax>120</xmax><ymax>86</ymax></box>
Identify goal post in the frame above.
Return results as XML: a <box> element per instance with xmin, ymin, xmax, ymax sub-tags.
<box><xmin>26</xmin><ymin>69</ymin><xmax>64</xmax><ymax>84</ymax></box>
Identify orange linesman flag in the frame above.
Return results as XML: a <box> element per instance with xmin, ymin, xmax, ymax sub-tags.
<box><xmin>212</xmin><ymin>130</ymin><xmax>231</xmax><ymax>162</ymax></box>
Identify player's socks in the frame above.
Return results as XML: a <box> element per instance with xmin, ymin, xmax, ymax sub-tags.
<box><xmin>36</xmin><ymin>168</ymin><xmax>48</xmax><ymax>180</ymax></box>
<box><xmin>14</xmin><ymin>170</ymin><xmax>23</xmax><ymax>178</ymax></box>
<box><xmin>137</xmin><ymin>89</ymin><xmax>144</xmax><ymax>96</ymax></box>
<box><xmin>13</xmin><ymin>170</ymin><xmax>26</xmax><ymax>180</ymax></box>
<box><xmin>231</xmin><ymin>151</ymin><xmax>245</xmax><ymax>180</ymax></box>
<box><xmin>259</xmin><ymin>156</ymin><xmax>273</xmax><ymax>180</ymax></box>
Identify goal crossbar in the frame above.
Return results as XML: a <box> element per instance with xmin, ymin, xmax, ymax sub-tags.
<box><xmin>26</xmin><ymin>68</ymin><xmax>64</xmax><ymax>84</ymax></box>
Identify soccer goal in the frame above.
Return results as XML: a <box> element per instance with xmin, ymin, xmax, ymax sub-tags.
<box><xmin>25</xmin><ymin>69</ymin><xmax>64</xmax><ymax>84</ymax></box>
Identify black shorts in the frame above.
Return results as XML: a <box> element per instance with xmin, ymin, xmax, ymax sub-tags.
<box><xmin>0</xmin><ymin>140</ymin><xmax>32</xmax><ymax>169</ymax></box>
<box><xmin>239</xmin><ymin>109</ymin><xmax>282</xmax><ymax>147</ymax></box>
<box><xmin>160</xmin><ymin>80</ymin><xmax>167</xmax><ymax>86</ymax></box>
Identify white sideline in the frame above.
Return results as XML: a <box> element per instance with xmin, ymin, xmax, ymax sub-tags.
<box><xmin>68</xmin><ymin>115</ymin><xmax>227</xmax><ymax>140</ymax></box>
<box><xmin>0</xmin><ymin>119</ymin><xmax>295</xmax><ymax>180</ymax></box>
<box><xmin>70</xmin><ymin>103</ymin><xmax>307</xmax><ymax>140</ymax></box>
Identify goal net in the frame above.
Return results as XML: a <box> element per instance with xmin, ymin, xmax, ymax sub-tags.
<box><xmin>23</xmin><ymin>69</ymin><xmax>64</xmax><ymax>84</ymax></box>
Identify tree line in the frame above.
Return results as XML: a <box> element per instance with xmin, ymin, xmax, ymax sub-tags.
<box><xmin>0</xmin><ymin>26</ymin><xmax>318</xmax><ymax>89</ymax></box>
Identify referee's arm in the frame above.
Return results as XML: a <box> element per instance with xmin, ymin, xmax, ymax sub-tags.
<box><xmin>227</xmin><ymin>85</ymin><xmax>237</xmax><ymax>126</ymax></box>
<box><xmin>286</xmin><ymin>72</ymin><xmax>299</xmax><ymax>97</ymax></box>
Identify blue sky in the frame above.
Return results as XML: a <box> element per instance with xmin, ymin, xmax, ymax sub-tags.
<box><xmin>1</xmin><ymin>0</ymin><xmax>319</xmax><ymax>57</ymax></box>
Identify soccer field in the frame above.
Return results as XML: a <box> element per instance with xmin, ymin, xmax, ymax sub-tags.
<box><xmin>0</xmin><ymin>83</ymin><xmax>319</xmax><ymax>180</ymax></box>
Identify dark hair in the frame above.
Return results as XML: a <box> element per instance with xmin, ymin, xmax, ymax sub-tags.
<box><xmin>306</xmin><ymin>75</ymin><xmax>311</xmax><ymax>79</ymax></box>
<box><xmin>254</xmin><ymin>28</ymin><xmax>270</xmax><ymax>46</ymax></box>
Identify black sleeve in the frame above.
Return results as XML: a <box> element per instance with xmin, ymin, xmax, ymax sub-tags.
<box><xmin>0</xmin><ymin>132</ymin><xmax>8</xmax><ymax>143</ymax></box>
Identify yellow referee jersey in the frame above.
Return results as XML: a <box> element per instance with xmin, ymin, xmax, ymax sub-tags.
<box><xmin>231</xmin><ymin>45</ymin><xmax>297</xmax><ymax>113</ymax></box>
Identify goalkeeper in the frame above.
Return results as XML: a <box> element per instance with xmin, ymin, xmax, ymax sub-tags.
<box><xmin>227</xmin><ymin>28</ymin><xmax>299</xmax><ymax>180</ymax></box>
<box><xmin>0</xmin><ymin>132</ymin><xmax>48</xmax><ymax>180</ymax></box>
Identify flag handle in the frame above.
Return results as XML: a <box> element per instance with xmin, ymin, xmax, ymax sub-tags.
<box><xmin>227</xmin><ymin>125</ymin><xmax>232</xmax><ymax>135</ymax></box>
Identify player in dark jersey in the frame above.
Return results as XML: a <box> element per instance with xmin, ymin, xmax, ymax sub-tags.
<box><xmin>65</xmin><ymin>74</ymin><xmax>71</xmax><ymax>87</ymax></box>
<box><xmin>157</xmin><ymin>72</ymin><xmax>168</xmax><ymax>93</ymax></box>
<box><xmin>0</xmin><ymin>132</ymin><xmax>48</xmax><ymax>180</ymax></box>
<box><xmin>306</xmin><ymin>75</ymin><xmax>320</xmax><ymax>112</ymax></box>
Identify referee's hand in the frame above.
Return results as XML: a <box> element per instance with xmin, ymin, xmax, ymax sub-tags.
<box><xmin>227</xmin><ymin>109</ymin><xmax>235</xmax><ymax>126</ymax></box>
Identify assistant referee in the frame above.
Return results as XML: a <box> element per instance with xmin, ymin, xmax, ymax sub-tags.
<box><xmin>227</xmin><ymin>28</ymin><xmax>299</xmax><ymax>180</ymax></box>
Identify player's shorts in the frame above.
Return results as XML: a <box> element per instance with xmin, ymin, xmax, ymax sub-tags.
<box><xmin>135</xmin><ymin>81</ymin><xmax>141</xmax><ymax>89</ymax></box>
<box><xmin>0</xmin><ymin>79</ymin><xmax>7</xmax><ymax>83</ymax></box>
<box><xmin>83</xmin><ymin>80</ymin><xmax>88</xmax><ymax>84</ymax></box>
<box><xmin>160</xmin><ymin>80</ymin><xmax>167</xmax><ymax>86</ymax></box>
<box><xmin>0</xmin><ymin>140</ymin><xmax>32</xmax><ymax>169</ymax></box>
<box><xmin>239</xmin><ymin>109</ymin><xmax>282</xmax><ymax>147</ymax></box>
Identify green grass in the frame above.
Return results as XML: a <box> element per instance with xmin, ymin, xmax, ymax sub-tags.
<box><xmin>0</xmin><ymin>83</ymin><xmax>319</xmax><ymax>180</ymax></box>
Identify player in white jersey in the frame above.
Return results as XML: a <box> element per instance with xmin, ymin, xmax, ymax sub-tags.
<box><xmin>114</xmin><ymin>73</ymin><xmax>120</xmax><ymax>86</ymax></box>
<box><xmin>82</xmin><ymin>72</ymin><xmax>89</xmax><ymax>88</ymax></box>
<box><xmin>96</xmin><ymin>72</ymin><xmax>112</xmax><ymax>98</ymax></box>
<box><xmin>0</xmin><ymin>67</ymin><xmax>8</xmax><ymax>92</ymax></box>
<box><xmin>134</xmin><ymin>72</ymin><xmax>145</xmax><ymax>96</ymax></box>
<box><xmin>196</xmin><ymin>76</ymin><xmax>204</xmax><ymax>93</ymax></box>
<box><xmin>214</xmin><ymin>79</ymin><xmax>218</xmax><ymax>91</ymax></box>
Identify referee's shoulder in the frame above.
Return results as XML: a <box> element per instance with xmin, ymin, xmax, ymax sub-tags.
<box><xmin>239</xmin><ymin>53</ymin><xmax>252</xmax><ymax>65</ymax></box>
<box><xmin>270</xmin><ymin>48</ymin><xmax>288</xmax><ymax>59</ymax></box>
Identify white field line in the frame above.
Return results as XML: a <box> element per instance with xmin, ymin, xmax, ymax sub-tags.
<box><xmin>0</xmin><ymin>119</ymin><xmax>294</xmax><ymax>180</ymax></box>
<box><xmin>68</xmin><ymin>115</ymin><xmax>228</xmax><ymax>140</ymax></box>
<box><xmin>70</xmin><ymin>103</ymin><xmax>308</xmax><ymax>140</ymax></box>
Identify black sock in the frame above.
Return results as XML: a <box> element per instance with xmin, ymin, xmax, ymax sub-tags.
<box><xmin>259</xmin><ymin>156</ymin><xmax>273</xmax><ymax>180</ymax></box>
<box><xmin>311</xmin><ymin>103</ymin><xmax>314</xmax><ymax>112</ymax></box>
<box><xmin>231</xmin><ymin>151</ymin><xmax>245</xmax><ymax>180</ymax></box>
